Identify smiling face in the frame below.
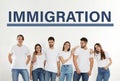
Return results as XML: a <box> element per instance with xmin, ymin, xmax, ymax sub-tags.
<box><xmin>48</xmin><ymin>40</ymin><xmax>55</xmax><ymax>48</ymax></box>
<box><xmin>35</xmin><ymin>46</ymin><xmax>41</xmax><ymax>53</ymax></box>
<box><xmin>34</xmin><ymin>44</ymin><xmax>42</xmax><ymax>54</ymax></box>
<box><xmin>94</xmin><ymin>45</ymin><xmax>101</xmax><ymax>52</ymax></box>
<box><xmin>63</xmin><ymin>42</ymin><xmax>71</xmax><ymax>51</ymax></box>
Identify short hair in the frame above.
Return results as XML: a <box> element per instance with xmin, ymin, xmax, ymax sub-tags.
<box><xmin>17</xmin><ymin>34</ymin><xmax>24</xmax><ymax>40</ymax></box>
<box><xmin>80</xmin><ymin>37</ymin><xmax>88</xmax><ymax>42</ymax></box>
<box><xmin>48</xmin><ymin>36</ymin><xmax>55</xmax><ymax>41</ymax></box>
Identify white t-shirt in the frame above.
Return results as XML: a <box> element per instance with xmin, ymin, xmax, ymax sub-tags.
<box><xmin>95</xmin><ymin>52</ymin><xmax>110</xmax><ymax>67</ymax></box>
<box><xmin>32</xmin><ymin>53</ymin><xmax>46</xmax><ymax>70</ymax></box>
<box><xmin>74</xmin><ymin>47</ymin><xmax>94</xmax><ymax>73</ymax></box>
<box><xmin>59</xmin><ymin>51</ymin><xmax>72</xmax><ymax>65</ymax></box>
<box><xmin>10</xmin><ymin>45</ymin><xmax>30</xmax><ymax>69</ymax></box>
<box><xmin>45</xmin><ymin>48</ymin><xmax>59</xmax><ymax>73</ymax></box>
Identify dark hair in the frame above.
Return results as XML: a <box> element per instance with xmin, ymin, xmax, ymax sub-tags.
<box><xmin>94</xmin><ymin>43</ymin><xmax>106</xmax><ymax>60</ymax></box>
<box><xmin>48</xmin><ymin>36</ymin><xmax>55</xmax><ymax>41</ymax></box>
<box><xmin>80</xmin><ymin>37</ymin><xmax>88</xmax><ymax>42</ymax></box>
<box><xmin>62</xmin><ymin>41</ymin><xmax>71</xmax><ymax>51</ymax></box>
<box><xmin>34</xmin><ymin>44</ymin><xmax>42</xmax><ymax>55</ymax></box>
<box><xmin>17</xmin><ymin>34</ymin><xmax>24</xmax><ymax>40</ymax></box>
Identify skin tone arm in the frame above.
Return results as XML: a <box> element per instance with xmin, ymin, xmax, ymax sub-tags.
<box><xmin>89</xmin><ymin>57</ymin><xmax>94</xmax><ymax>76</ymax></box>
<box><xmin>59</xmin><ymin>55</ymin><xmax>72</xmax><ymax>64</ymax></box>
<box><xmin>8</xmin><ymin>53</ymin><xmax>12</xmax><ymax>64</ymax></box>
<box><xmin>26</xmin><ymin>55</ymin><xmax>31</xmax><ymax>65</ymax></box>
<box><xmin>59</xmin><ymin>46</ymin><xmax>77</xmax><ymax>64</ymax></box>
<box><xmin>73</xmin><ymin>55</ymin><xmax>80</xmax><ymax>74</ymax></box>
<box><xmin>30</xmin><ymin>61</ymin><xmax>33</xmax><ymax>80</ymax></box>
<box><xmin>57</xmin><ymin>60</ymin><xmax>60</xmax><ymax>76</ymax></box>
<box><xmin>72</xmin><ymin>46</ymin><xmax>81</xmax><ymax>74</ymax></box>
<box><xmin>104</xmin><ymin>58</ymin><xmax>112</xmax><ymax>70</ymax></box>
<box><xmin>88</xmin><ymin>49</ymin><xmax>94</xmax><ymax>76</ymax></box>
<box><xmin>30</xmin><ymin>55</ymin><xmax>36</xmax><ymax>80</ymax></box>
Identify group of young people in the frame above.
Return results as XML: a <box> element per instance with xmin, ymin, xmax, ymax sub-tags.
<box><xmin>8</xmin><ymin>34</ymin><xmax>112</xmax><ymax>81</ymax></box>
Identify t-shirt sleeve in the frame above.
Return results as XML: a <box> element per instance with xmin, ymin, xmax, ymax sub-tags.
<box><xmin>90</xmin><ymin>53</ymin><xmax>94</xmax><ymax>58</ymax></box>
<box><xmin>90</xmin><ymin>49</ymin><xmax>94</xmax><ymax>58</ymax></box>
<box><xmin>105</xmin><ymin>51</ymin><xmax>110</xmax><ymax>59</ymax></box>
<box><xmin>42</xmin><ymin>49</ymin><xmax>46</xmax><ymax>55</ymax></box>
<box><xmin>9</xmin><ymin>47</ymin><xmax>14</xmax><ymax>55</ymax></box>
<box><xmin>58</xmin><ymin>51</ymin><xmax>62</xmax><ymax>57</ymax></box>
<box><xmin>43</xmin><ymin>49</ymin><xmax>47</xmax><ymax>60</ymax></box>
<box><xmin>74</xmin><ymin>48</ymin><xmax>79</xmax><ymax>56</ymax></box>
<box><xmin>43</xmin><ymin>53</ymin><xmax>46</xmax><ymax>61</ymax></box>
<box><xmin>57</xmin><ymin>51</ymin><xmax>60</xmax><ymax>61</ymax></box>
<box><xmin>26</xmin><ymin>47</ymin><xmax>30</xmax><ymax>56</ymax></box>
<box><xmin>94</xmin><ymin>53</ymin><xmax>98</xmax><ymax>60</ymax></box>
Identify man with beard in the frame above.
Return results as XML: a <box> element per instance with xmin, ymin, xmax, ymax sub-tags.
<box><xmin>73</xmin><ymin>37</ymin><xmax>94</xmax><ymax>81</ymax></box>
<box><xmin>44</xmin><ymin>37</ymin><xmax>60</xmax><ymax>81</ymax></box>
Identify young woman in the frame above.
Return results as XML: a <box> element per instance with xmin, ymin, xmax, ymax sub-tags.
<box><xmin>94</xmin><ymin>43</ymin><xmax>112</xmax><ymax>81</ymax></box>
<box><xmin>59</xmin><ymin>41</ymin><xmax>74</xmax><ymax>81</ymax></box>
<box><xmin>30</xmin><ymin>44</ymin><xmax>46</xmax><ymax>81</ymax></box>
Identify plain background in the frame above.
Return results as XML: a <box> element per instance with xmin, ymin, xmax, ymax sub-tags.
<box><xmin>0</xmin><ymin>0</ymin><xmax>120</xmax><ymax>81</ymax></box>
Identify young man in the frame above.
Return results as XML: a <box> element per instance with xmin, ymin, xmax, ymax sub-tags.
<box><xmin>8</xmin><ymin>34</ymin><xmax>31</xmax><ymax>81</ymax></box>
<box><xmin>44</xmin><ymin>37</ymin><xmax>60</xmax><ymax>81</ymax></box>
<box><xmin>73</xmin><ymin>37</ymin><xmax>94</xmax><ymax>81</ymax></box>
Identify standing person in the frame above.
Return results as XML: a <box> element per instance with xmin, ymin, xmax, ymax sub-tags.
<box><xmin>59</xmin><ymin>41</ymin><xmax>74</xmax><ymax>81</ymax></box>
<box><xmin>73</xmin><ymin>37</ymin><xmax>94</xmax><ymax>81</ymax></box>
<box><xmin>45</xmin><ymin>37</ymin><xmax>60</xmax><ymax>81</ymax></box>
<box><xmin>94</xmin><ymin>43</ymin><xmax>112</xmax><ymax>81</ymax></box>
<box><xmin>8</xmin><ymin>34</ymin><xmax>31</xmax><ymax>81</ymax></box>
<box><xmin>30</xmin><ymin>44</ymin><xmax>46</xmax><ymax>81</ymax></box>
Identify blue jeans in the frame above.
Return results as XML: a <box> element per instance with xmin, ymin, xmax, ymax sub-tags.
<box><xmin>12</xmin><ymin>69</ymin><xmax>29</xmax><ymax>81</ymax></box>
<box><xmin>32</xmin><ymin>68</ymin><xmax>45</xmax><ymax>81</ymax></box>
<box><xmin>59</xmin><ymin>65</ymin><xmax>73</xmax><ymax>81</ymax></box>
<box><xmin>73</xmin><ymin>71</ymin><xmax>89</xmax><ymax>81</ymax></box>
<box><xmin>96</xmin><ymin>67</ymin><xmax>110</xmax><ymax>81</ymax></box>
<box><xmin>45</xmin><ymin>70</ymin><xmax>57</xmax><ymax>81</ymax></box>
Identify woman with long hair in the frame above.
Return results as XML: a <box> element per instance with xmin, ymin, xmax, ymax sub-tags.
<box><xmin>59</xmin><ymin>41</ymin><xmax>74</xmax><ymax>81</ymax></box>
<box><xmin>30</xmin><ymin>44</ymin><xmax>46</xmax><ymax>81</ymax></box>
<box><xmin>94</xmin><ymin>43</ymin><xmax>112</xmax><ymax>81</ymax></box>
